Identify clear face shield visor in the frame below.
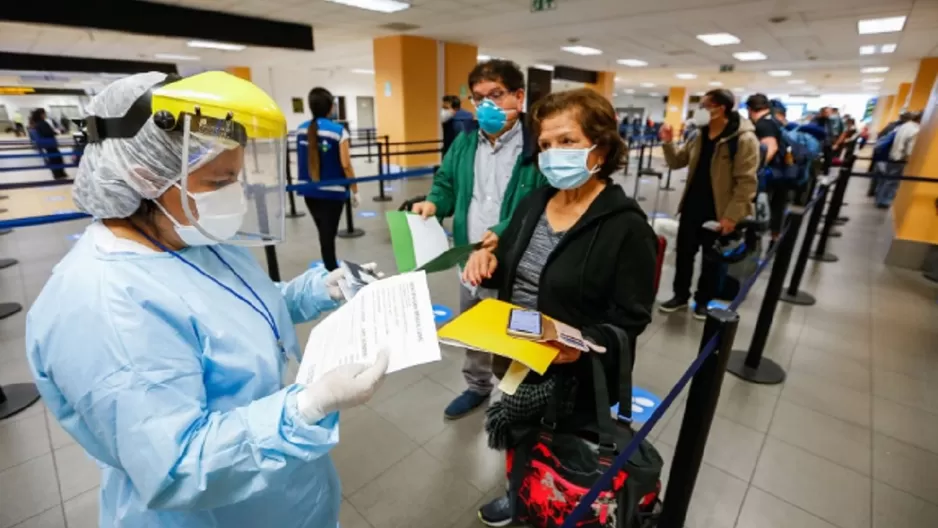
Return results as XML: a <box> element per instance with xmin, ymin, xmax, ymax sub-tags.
<box><xmin>177</xmin><ymin>113</ymin><xmax>286</xmax><ymax>246</ymax></box>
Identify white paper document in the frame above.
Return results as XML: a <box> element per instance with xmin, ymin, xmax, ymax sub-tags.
<box><xmin>295</xmin><ymin>271</ymin><xmax>441</xmax><ymax>385</ymax></box>
<box><xmin>406</xmin><ymin>215</ymin><xmax>450</xmax><ymax>268</ymax></box>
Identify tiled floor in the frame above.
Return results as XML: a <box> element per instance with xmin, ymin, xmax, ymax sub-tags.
<box><xmin>1</xmin><ymin>150</ymin><xmax>937</xmax><ymax>528</ymax></box>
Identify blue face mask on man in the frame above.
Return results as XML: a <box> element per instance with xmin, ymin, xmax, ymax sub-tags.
<box><xmin>538</xmin><ymin>146</ymin><xmax>600</xmax><ymax>190</ymax></box>
<box><xmin>476</xmin><ymin>98</ymin><xmax>514</xmax><ymax>135</ymax></box>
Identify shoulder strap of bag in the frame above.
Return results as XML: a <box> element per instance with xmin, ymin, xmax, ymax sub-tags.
<box><xmin>589</xmin><ymin>355</ymin><xmax>618</xmax><ymax>457</ymax></box>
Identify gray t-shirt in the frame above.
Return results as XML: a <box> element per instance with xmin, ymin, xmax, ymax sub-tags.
<box><xmin>510</xmin><ymin>212</ymin><xmax>565</xmax><ymax>310</ymax></box>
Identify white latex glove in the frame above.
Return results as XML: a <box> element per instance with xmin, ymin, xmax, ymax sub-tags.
<box><xmin>296</xmin><ymin>346</ymin><xmax>390</xmax><ymax>423</ymax></box>
<box><xmin>324</xmin><ymin>262</ymin><xmax>383</xmax><ymax>301</ymax></box>
<box><xmin>351</xmin><ymin>192</ymin><xmax>361</xmax><ymax>208</ymax></box>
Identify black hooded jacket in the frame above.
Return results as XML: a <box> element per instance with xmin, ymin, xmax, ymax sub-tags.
<box><xmin>483</xmin><ymin>183</ymin><xmax>657</xmax><ymax>429</ymax></box>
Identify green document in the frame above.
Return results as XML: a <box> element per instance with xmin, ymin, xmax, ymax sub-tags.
<box><xmin>387</xmin><ymin>210</ymin><xmax>480</xmax><ymax>273</ymax></box>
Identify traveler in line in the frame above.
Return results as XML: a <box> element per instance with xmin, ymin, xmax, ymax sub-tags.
<box><xmin>297</xmin><ymin>87</ymin><xmax>360</xmax><ymax>271</ymax></box>
<box><xmin>412</xmin><ymin>59</ymin><xmax>548</xmax><ymax>419</ymax></box>
<box><xmin>876</xmin><ymin>111</ymin><xmax>921</xmax><ymax>209</ymax></box>
<box><xmin>462</xmin><ymin>88</ymin><xmax>657</xmax><ymax>526</ymax></box>
<box><xmin>29</xmin><ymin>108</ymin><xmax>68</xmax><ymax>179</ymax></box>
<box><xmin>746</xmin><ymin>93</ymin><xmax>788</xmax><ymax>243</ymax></box>
<box><xmin>441</xmin><ymin>95</ymin><xmax>476</xmax><ymax>156</ymax></box>
<box><xmin>657</xmin><ymin>89</ymin><xmax>759</xmax><ymax>319</ymax></box>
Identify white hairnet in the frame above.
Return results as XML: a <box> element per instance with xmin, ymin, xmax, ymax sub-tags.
<box><xmin>73</xmin><ymin>72</ymin><xmax>223</xmax><ymax>219</ymax></box>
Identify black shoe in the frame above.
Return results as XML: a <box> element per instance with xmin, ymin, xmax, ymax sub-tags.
<box><xmin>693</xmin><ymin>303</ymin><xmax>709</xmax><ymax>321</ymax></box>
<box><xmin>658</xmin><ymin>296</ymin><xmax>689</xmax><ymax>314</ymax></box>
<box><xmin>478</xmin><ymin>495</ymin><xmax>514</xmax><ymax>527</ymax></box>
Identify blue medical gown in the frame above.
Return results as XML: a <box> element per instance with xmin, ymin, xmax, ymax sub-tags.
<box><xmin>26</xmin><ymin>230</ymin><xmax>343</xmax><ymax>527</ymax></box>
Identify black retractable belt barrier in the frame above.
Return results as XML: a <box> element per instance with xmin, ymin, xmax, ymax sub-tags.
<box><xmin>811</xmin><ymin>154</ymin><xmax>854</xmax><ymax>263</ymax></box>
<box><xmin>659</xmin><ymin>309</ymin><xmax>740</xmax><ymax>528</ymax></box>
<box><xmin>780</xmin><ymin>180</ymin><xmax>830</xmax><ymax>306</ymax></box>
<box><xmin>373</xmin><ymin>142</ymin><xmax>392</xmax><ymax>203</ymax></box>
<box><xmin>284</xmin><ymin>150</ymin><xmax>306</xmax><ymax>219</ymax></box>
<box><xmin>636</xmin><ymin>143</ymin><xmax>646</xmax><ymax>178</ymax></box>
<box><xmin>726</xmin><ymin>209</ymin><xmax>803</xmax><ymax>385</ymax></box>
<box><xmin>337</xmin><ymin>198</ymin><xmax>365</xmax><ymax>239</ymax></box>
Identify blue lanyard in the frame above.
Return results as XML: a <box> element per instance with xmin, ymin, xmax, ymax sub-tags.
<box><xmin>132</xmin><ymin>225</ymin><xmax>283</xmax><ymax>354</ymax></box>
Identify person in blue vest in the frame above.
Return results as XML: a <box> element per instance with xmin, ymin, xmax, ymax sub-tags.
<box><xmin>297</xmin><ymin>87</ymin><xmax>359</xmax><ymax>271</ymax></box>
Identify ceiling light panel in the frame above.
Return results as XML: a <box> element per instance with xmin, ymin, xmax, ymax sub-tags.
<box><xmin>859</xmin><ymin>45</ymin><xmax>876</xmax><ymax>55</ymax></box>
<box><xmin>697</xmin><ymin>33</ymin><xmax>740</xmax><ymax>46</ymax></box>
<box><xmin>640</xmin><ymin>82</ymin><xmax>655</xmax><ymax>87</ymax></box>
<box><xmin>187</xmin><ymin>40</ymin><xmax>245</xmax><ymax>51</ymax></box>
<box><xmin>857</xmin><ymin>16</ymin><xmax>906</xmax><ymax>35</ymax></box>
<box><xmin>881</xmin><ymin>43</ymin><xmax>897</xmax><ymax>53</ymax></box>
<box><xmin>617</xmin><ymin>59</ymin><xmax>648</xmax><ymax>67</ymax></box>
<box><xmin>325</xmin><ymin>0</ymin><xmax>410</xmax><ymax>13</ymax></box>
<box><xmin>862</xmin><ymin>77</ymin><xmax>885</xmax><ymax>83</ymax></box>
<box><xmin>768</xmin><ymin>70</ymin><xmax>792</xmax><ymax>77</ymax></box>
<box><xmin>534</xmin><ymin>64</ymin><xmax>555</xmax><ymax>71</ymax></box>
<box><xmin>154</xmin><ymin>53</ymin><xmax>200</xmax><ymax>61</ymax></box>
<box><xmin>861</xmin><ymin>66</ymin><xmax>890</xmax><ymax>73</ymax></box>
<box><xmin>733</xmin><ymin>51</ymin><xmax>767</xmax><ymax>62</ymax></box>
<box><xmin>676</xmin><ymin>73</ymin><xmax>697</xmax><ymax>79</ymax></box>
<box><xmin>708</xmin><ymin>81</ymin><xmax>723</xmax><ymax>86</ymax></box>
<box><xmin>787</xmin><ymin>79</ymin><xmax>806</xmax><ymax>84</ymax></box>
<box><xmin>562</xmin><ymin>46</ymin><xmax>603</xmax><ymax>56</ymax></box>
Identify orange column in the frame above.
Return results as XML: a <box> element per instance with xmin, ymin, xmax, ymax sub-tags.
<box><xmin>225</xmin><ymin>67</ymin><xmax>252</xmax><ymax>82</ymax></box>
<box><xmin>664</xmin><ymin>86</ymin><xmax>687</xmax><ymax>131</ymax></box>
<box><xmin>444</xmin><ymin>42</ymin><xmax>478</xmax><ymax>117</ymax></box>
<box><xmin>585</xmin><ymin>71</ymin><xmax>615</xmax><ymax>102</ymax></box>
<box><xmin>373</xmin><ymin>35</ymin><xmax>439</xmax><ymax>168</ymax></box>
<box><xmin>907</xmin><ymin>57</ymin><xmax>938</xmax><ymax>112</ymax></box>
<box><xmin>884</xmin><ymin>82</ymin><xmax>912</xmax><ymax>124</ymax></box>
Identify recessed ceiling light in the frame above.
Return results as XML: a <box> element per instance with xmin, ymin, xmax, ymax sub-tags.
<box><xmin>477</xmin><ymin>54</ymin><xmax>491</xmax><ymax>61</ymax></box>
<box><xmin>561</xmin><ymin>45</ymin><xmax>603</xmax><ymax>56</ymax></box>
<box><xmin>676</xmin><ymin>73</ymin><xmax>697</xmax><ymax>80</ymax></box>
<box><xmin>862</xmin><ymin>77</ymin><xmax>885</xmax><ymax>83</ymax></box>
<box><xmin>859</xmin><ymin>45</ymin><xmax>876</xmax><ymax>55</ymax></box>
<box><xmin>708</xmin><ymin>81</ymin><xmax>723</xmax><ymax>86</ymax></box>
<box><xmin>625</xmin><ymin>89</ymin><xmax>635</xmax><ymax>94</ymax></box>
<box><xmin>640</xmin><ymin>82</ymin><xmax>655</xmax><ymax>87</ymax></box>
<box><xmin>533</xmin><ymin>63</ymin><xmax>555</xmax><ymax>71</ymax></box>
<box><xmin>186</xmin><ymin>39</ymin><xmax>246</xmax><ymax>51</ymax></box>
<box><xmin>857</xmin><ymin>16</ymin><xmax>906</xmax><ymax>35</ymax></box>
<box><xmin>617</xmin><ymin>59</ymin><xmax>648</xmax><ymax>67</ymax></box>
<box><xmin>649</xmin><ymin>92</ymin><xmax>661</xmax><ymax>96</ymax></box>
<box><xmin>733</xmin><ymin>51</ymin><xmax>767</xmax><ymax>62</ymax></box>
<box><xmin>732</xmin><ymin>87</ymin><xmax>745</xmax><ymax>92</ymax></box>
<box><xmin>861</xmin><ymin>66</ymin><xmax>890</xmax><ymax>73</ymax></box>
<box><xmin>154</xmin><ymin>53</ymin><xmax>200</xmax><ymax>61</ymax></box>
<box><xmin>696</xmin><ymin>33</ymin><xmax>741</xmax><ymax>46</ymax></box>
<box><xmin>768</xmin><ymin>70</ymin><xmax>792</xmax><ymax>77</ymax></box>
<box><xmin>325</xmin><ymin>0</ymin><xmax>410</xmax><ymax>13</ymax></box>
<box><xmin>881</xmin><ymin>43</ymin><xmax>897</xmax><ymax>53</ymax></box>
<box><xmin>787</xmin><ymin>79</ymin><xmax>806</xmax><ymax>84</ymax></box>
<box><xmin>350</xmin><ymin>68</ymin><xmax>375</xmax><ymax>74</ymax></box>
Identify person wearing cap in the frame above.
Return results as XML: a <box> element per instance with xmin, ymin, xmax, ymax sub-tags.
<box><xmin>25</xmin><ymin>71</ymin><xmax>389</xmax><ymax>527</ymax></box>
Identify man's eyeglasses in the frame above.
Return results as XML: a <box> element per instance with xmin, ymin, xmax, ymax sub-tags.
<box><xmin>470</xmin><ymin>89</ymin><xmax>513</xmax><ymax>106</ymax></box>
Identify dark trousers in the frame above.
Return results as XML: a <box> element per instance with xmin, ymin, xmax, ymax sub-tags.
<box><xmin>821</xmin><ymin>144</ymin><xmax>834</xmax><ymax>175</ymax></box>
<box><xmin>673</xmin><ymin>213</ymin><xmax>719</xmax><ymax>306</ymax></box>
<box><xmin>43</xmin><ymin>147</ymin><xmax>68</xmax><ymax>179</ymax></box>
<box><xmin>305</xmin><ymin>197</ymin><xmax>345</xmax><ymax>271</ymax></box>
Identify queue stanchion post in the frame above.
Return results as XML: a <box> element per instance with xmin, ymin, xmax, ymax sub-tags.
<box><xmin>636</xmin><ymin>142</ymin><xmax>646</xmax><ymax>178</ymax></box>
<box><xmin>366</xmin><ymin>129</ymin><xmax>373</xmax><ymax>163</ymax></box>
<box><xmin>283</xmin><ymin>147</ymin><xmax>306</xmax><ymax>219</ymax></box>
<box><xmin>0</xmin><ymin>382</ymin><xmax>40</xmax><ymax>421</ymax></box>
<box><xmin>646</xmin><ymin>138</ymin><xmax>655</xmax><ymax>170</ymax></box>
<box><xmin>780</xmin><ymin>181</ymin><xmax>829</xmax><ymax>306</ymax></box>
<box><xmin>661</xmin><ymin>167</ymin><xmax>676</xmax><ymax>191</ymax></box>
<box><xmin>726</xmin><ymin>210</ymin><xmax>803</xmax><ymax>384</ymax></box>
<box><xmin>337</xmin><ymin>196</ymin><xmax>365</xmax><ymax>239</ymax></box>
<box><xmin>659</xmin><ymin>308</ymin><xmax>740</xmax><ymax>528</ymax></box>
<box><xmin>373</xmin><ymin>142</ymin><xmax>392</xmax><ymax>202</ymax></box>
<box><xmin>811</xmin><ymin>161</ymin><xmax>852</xmax><ymax>263</ymax></box>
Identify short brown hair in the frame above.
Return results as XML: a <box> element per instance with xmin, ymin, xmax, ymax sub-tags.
<box><xmin>530</xmin><ymin>88</ymin><xmax>625</xmax><ymax>182</ymax></box>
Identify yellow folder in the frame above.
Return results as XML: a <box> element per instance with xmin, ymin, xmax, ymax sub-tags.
<box><xmin>437</xmin><ymin>298</ymin><xmax>558</xmax><ymax>374</ymax></box>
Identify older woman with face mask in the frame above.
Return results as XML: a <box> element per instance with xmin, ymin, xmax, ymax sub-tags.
<box><xmin>463</xmin><ymin>88</ymin><xmax>657</xmax><ymax>526</ymax></box>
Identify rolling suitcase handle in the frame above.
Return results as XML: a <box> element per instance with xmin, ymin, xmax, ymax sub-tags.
<box><xmin>637</xmin><ymin>168</ymin><xmax>664</xmax><ymax>227</ymax></box>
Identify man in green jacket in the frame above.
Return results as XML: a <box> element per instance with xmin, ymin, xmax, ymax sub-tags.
<box><xmin>412</xmin><ymin>59</ymin><xmax>547</xmax><ymax>419</ymax></box>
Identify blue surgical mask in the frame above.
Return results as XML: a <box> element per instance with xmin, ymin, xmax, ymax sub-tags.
<box><xmin>476</xmin><ymin>99</ymin><xmax>509</xmax><ymax>135</ymax></box>
<box><xmin>538</xmin><ymin>146</ymin><xmax>599</xmax><ymax>190</ymax></box>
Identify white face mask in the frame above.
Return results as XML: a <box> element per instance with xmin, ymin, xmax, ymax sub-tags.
<box><xmin>440</xmin><ymin>108</ymin><xmax>454</xmax><ymax>123</ymax></box>
<box><xmin>154</xmin><ymin>181</ymin><xmax>247</xmax><ymax>246</ymax></box>
<box><xmin>693</xmin><ymin>109</ymin><xmax>712</xmax><ymax>127</ymax></box>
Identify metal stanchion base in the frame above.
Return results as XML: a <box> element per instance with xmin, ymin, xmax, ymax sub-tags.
<box><xmin>0</xmin><ymin>208</ymin><xmax>7</xmax><ymax>214</ymax></box>
<box><xmin>337</xmin><ymin>228</ymin><xmax>365</xmax><ymax>239</ymax></box>
<box><xmin>0</xmin><ymin>302</ymin><xmax>22</xmax><ymax>320</ymax></box>
<box><xmin>0</xmin><ymin>258</ymin><xmax>17</xmax><ymax>270</ymax></box>
<box><xmin>726</xmin><ymin>352</ymin><xmax>787</xmax><ymax>385</ymax></box>
<box><xmin>637</xmin><ymin>196</ymin><xmax>647</xmax><ymax>201</ymax></box>
<box><xmin>660</xmin><ymin>187</ymin><xmax>677</xmax><ymax>191</ymax></box>
<box><xmin>834</xmin><ymin>218</ymin><xmax>848</xmax><ymax>226</ymax></box>
<box><xmin>829</xmin><ymin>230</ymin><xmax>842</xmax><ymax>238</ymax></box>
<box><xmin>0</xmin><ymin>229</ymin><xmax>10</xmax><ymax>236</ymax></box>
<box><xmin>809</xmin><ymin>252</ymin><xmax>839</xmax><ymax>263</ymax></box>
<box><xmin>285</xmin><ymin>211</ymin><xmax>307</xmax><ymax>219</ymax></box>
<box><xmin>372</xmin><ymin>196</ymin><xmax>394</xmax><ymax>202</ymax></box>
<box><xmin>0</xmin><ymin>382</ymin><xmax>41</xmax><ymax>420</ymax></box>
<box><xmin>0</xmin><ymin>195</ymin><xmax>8</xmax><ymax>200</ymax></box>
<box><xmin>780</xmin><ymin>290</ymin><xmax>816</xmax><ymax>306</ymax></box>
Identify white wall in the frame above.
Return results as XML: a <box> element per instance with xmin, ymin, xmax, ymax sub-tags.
<box><xmin>253</xmin><ymin>67</ymin><xmax>376</xmax><ymax>131</ymax></box>
<box><xmin>611</xmin><ymin>94</ymin><xmax>667</xmax><ymax>121</ymax></box>
<box><xmin>0</xmin><ymin>94</ymin><xmax>90</xmax><ymax>122</ymax></box>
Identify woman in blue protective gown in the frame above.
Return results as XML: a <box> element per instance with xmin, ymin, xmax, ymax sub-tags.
<box><xmin>25</xmin><ymin>71</ymin><xmax>388</xmax><ymax>527</ymax></box>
